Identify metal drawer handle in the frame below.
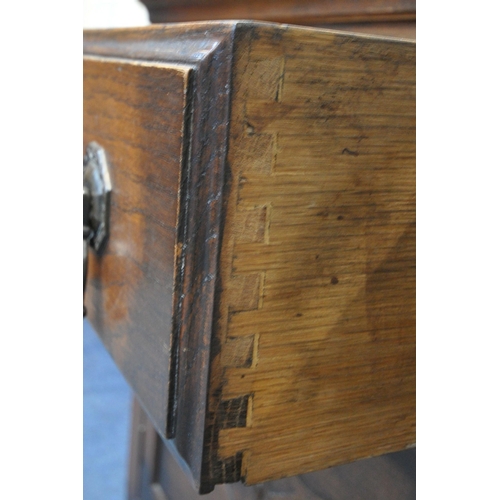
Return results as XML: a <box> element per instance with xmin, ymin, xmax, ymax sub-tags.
<box><xmin>83</xmin><ymin>142</ymin><xmax>112</xmax><ymax>316</ymax></box>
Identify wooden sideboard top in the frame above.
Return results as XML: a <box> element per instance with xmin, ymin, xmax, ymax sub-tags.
<box><xmin>139</xmin><ymin>0</ymin><xmax>415</xmax><ymax>25</ymax></box>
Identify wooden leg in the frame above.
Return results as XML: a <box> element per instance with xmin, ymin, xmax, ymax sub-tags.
<box><xmin>128</xmin><ymin>397</ymin><xmax>169</xmax><ymax>500</ymax></box>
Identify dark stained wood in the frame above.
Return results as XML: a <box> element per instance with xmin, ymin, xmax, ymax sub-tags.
<box><xmin>84</xmin><ymin>22</ymin><xmax>415</xmax><ymax>494</ymax></box>
<box><xmin>139</xmin><ymin>1</ymin><xmax>416</xmax><ymax>40</ymax></box>
<box><xmin>84</xmin><ymin>54</ymin><xmax>190</xmax><ymax>440</ymax></box>
<box><xmin>140</xmin><ymin>0</ymin><xmax>415</xmax><ymax>26</ymax></box>
<box><xmin>129</xmin><ymin>396</ymin><xmax>416</xmax><ymax>499</ymax></box>
<box><xmin>202</xmin><ymin>22</ymin><xmax>415</xmax><ymax>490</ymax></box>
<box><xmin>84</xmin><ymin>23</ymin><xmax>236</xmax><ymax>492</ymax></box>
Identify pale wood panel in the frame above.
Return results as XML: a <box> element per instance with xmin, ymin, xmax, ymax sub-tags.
<box><xmin>210</xmin><ymin>24</ymin><xmax>415</xmax><ymax>485</ymax></box>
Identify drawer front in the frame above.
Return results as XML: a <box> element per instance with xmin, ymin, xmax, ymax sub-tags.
<box><xmin>84</xmin><ymin>22</ymin><xmax>415</xmax><ymax>494</ymax></box>
<box><xmin>84</xmin><ymin>56</ymin><xmax>191</xmax><ymax>435</ymax></box>
<box><xmin>84</xmin><ymin>24</ymin><xmax>235</xmax><ymax>488</ymax></box>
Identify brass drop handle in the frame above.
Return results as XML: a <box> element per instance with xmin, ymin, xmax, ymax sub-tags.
<box><xmin>83</xmin><ymin>142</ymin><xmax>112</xmax><ymax>317</ymax></box>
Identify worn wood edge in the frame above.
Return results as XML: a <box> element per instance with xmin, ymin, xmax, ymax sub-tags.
<box><xmin>168</xmin><ymin>64</ymin><xmax>195</xmax><ymax>440</ymax></box>
<box><xmin>198</xmin><ymin>22</ymin><xmax>255</xmax><ymax>494</ymax></box>
<box><xmin>82</xmin><ymin>53</ymin><xmax>193</xmax><ymax>73</ymax></box>
<box><xmin>167</xmin><ymin>25</ymin><xmax>237</xmax><ymax>494</ymax></box>
<box><xmin>83</xmin><ymin>20</ymin><xmax>416</xmax><ymax>48</ymax></box>
<box><xmin>83</xmin><ymin>22</ymin><xmax>238</xmax><ymax>64</ymax></box>
<box><xmin>84</xmin><ymin>23</ymin><xmax>237</xmax><ymax>494</ymax></box>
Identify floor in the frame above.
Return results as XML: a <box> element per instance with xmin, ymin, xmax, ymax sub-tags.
<box><xmin>83</xmin><ymin>319</ymin><xmax>131</xmax><ymax>500</ymax></box>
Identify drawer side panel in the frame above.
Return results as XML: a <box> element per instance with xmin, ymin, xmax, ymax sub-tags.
<box><xmin>208</xmin><ymin>24</ymin><xmax>416</xmax><ymax>486</ymax></box>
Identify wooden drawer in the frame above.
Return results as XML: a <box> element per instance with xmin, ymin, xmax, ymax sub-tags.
<box><xmin>84</xmin><ymin>21</ymin><xmax>415</xmax><ymax>494</ymax></box>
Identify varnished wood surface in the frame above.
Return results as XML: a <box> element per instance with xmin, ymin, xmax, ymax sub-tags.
<box><xmin>204</xmin><ymin>23</ymin><xmax>416</xmax><ymax>487</ymax></box>
<box><xmin>140</xmin><ymin>0</ymin><xmax>415</xmax><ymax>26</ymax></box>
<box><xmin>129</xmin><ymin>397</ymin><xmax>416</xmax><ymax>500</ymax></box>
<box><xmin>84</xmin><ymin>55</ymin><xmax>190</xmax><ymax>439</ymax></box>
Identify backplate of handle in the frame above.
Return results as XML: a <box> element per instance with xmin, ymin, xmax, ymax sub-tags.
<box><xmin>83</xmin><ymin>142</ymin><xmax>112</xmax><ymax>316</ymax></box>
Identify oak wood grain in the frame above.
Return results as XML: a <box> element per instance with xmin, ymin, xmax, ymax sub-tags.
<box><xmin>129</xmin><ymin>396</ymin><xmax>416</xmax><ymax>499</ymax></box>
<box><xmin>84</xmin><ymin>22</ymin><xmax>415</xmax><ymax>493</ymax></box>
<box><xmin>203</xmin><ymin>23</ymin><xmax>416</xmax><ymax>487</ymax></box>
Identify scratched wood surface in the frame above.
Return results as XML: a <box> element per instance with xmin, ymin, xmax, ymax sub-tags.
<box><xmin>203</xmin><ymin>23</ymin><xmax>416</xmax><ymax>487</ymax></box>
<box><xmin>84</xmin><ymin>55</ymin><xmax>191</xmax><ymax>438</ymax></box>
